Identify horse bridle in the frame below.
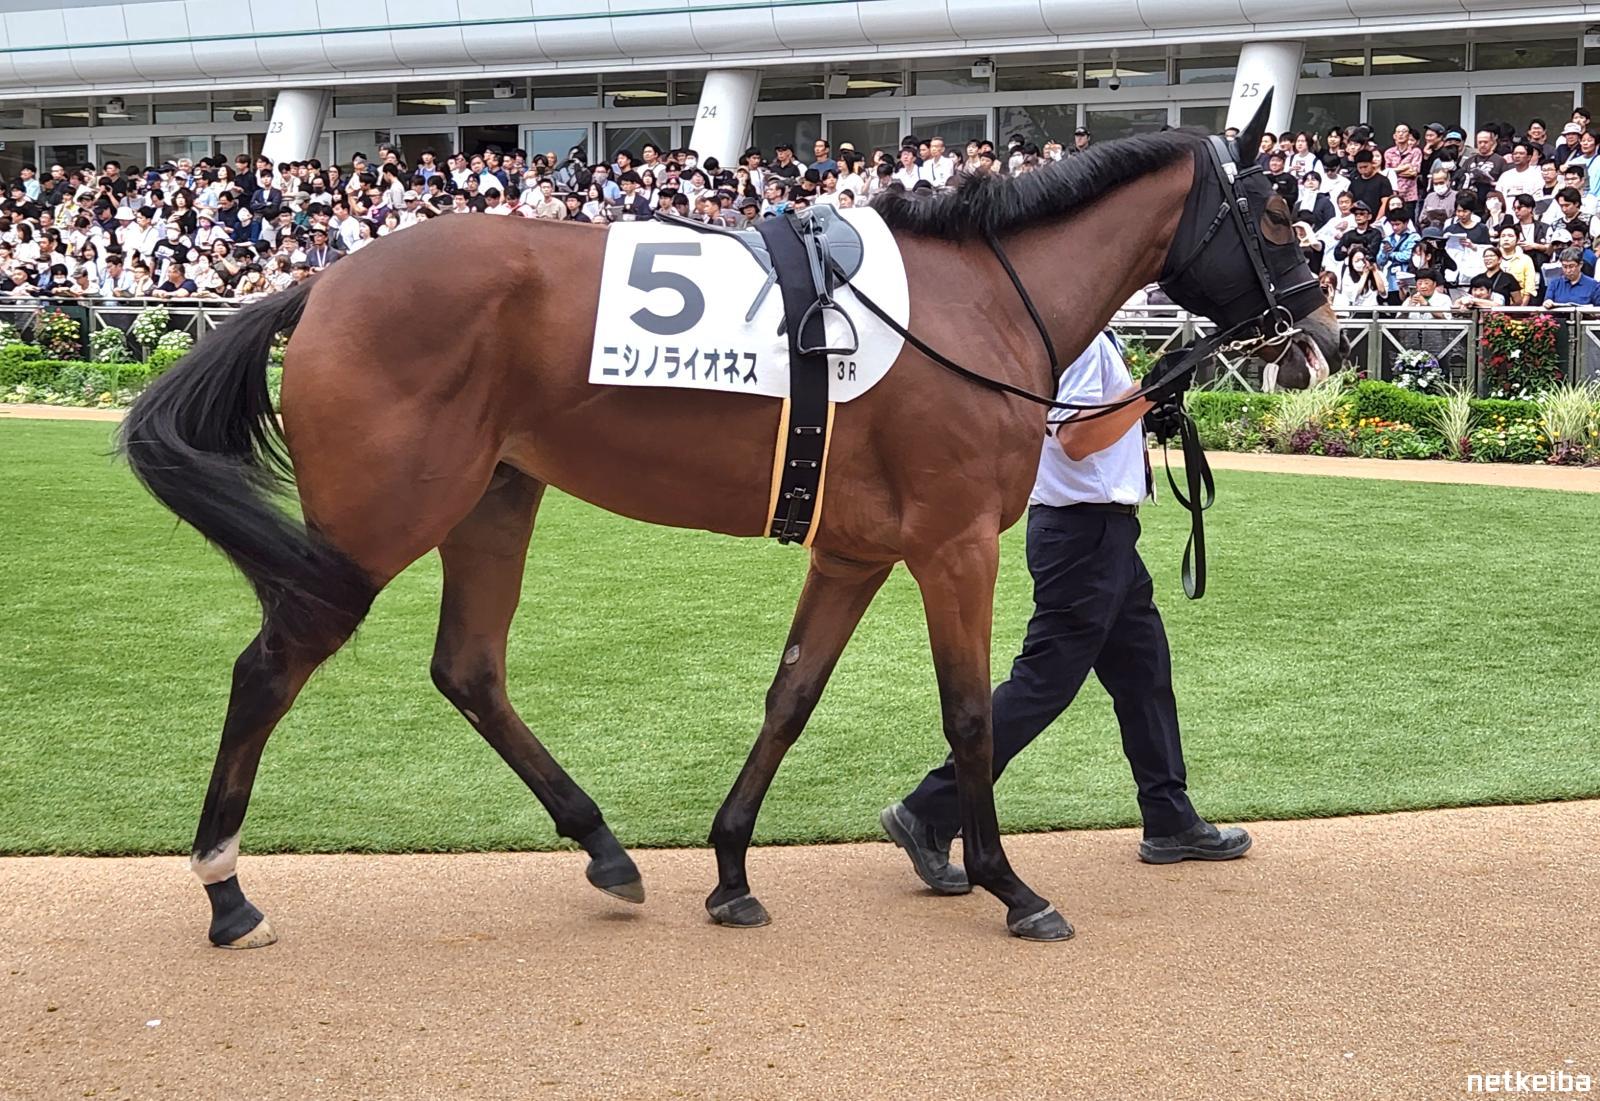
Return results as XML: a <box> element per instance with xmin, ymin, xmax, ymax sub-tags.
<box><xmin>1158</xmin><ymin>134</ymin><xmax>1326</xmax><ymax>364</ymax></box>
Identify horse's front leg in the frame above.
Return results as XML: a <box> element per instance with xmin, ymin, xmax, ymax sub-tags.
<box><xmin>706</xmin><ymin>552</ymin><xmax>893</xmax><ymax>927</ymax></box>
<box><xmin>906</xmin><ymin>535</ymin><xmax>1073</xmax><ymax>941</ymax></box>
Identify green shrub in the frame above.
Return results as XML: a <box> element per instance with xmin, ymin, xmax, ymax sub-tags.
<box><xmin>267</xmin><ymin>365</ymin><xmax>283</xmax><ymax>411</ymax></box>
<box><xmin>1470</xmin><ymin>397</ymin><xmax>1540</xmax><ymax>429</ymax></box>
<box><xmin>1187</xmin><ymin>391</ymin><xmax>1282</xmax><ymax>425</ymax></box>
<box><xmin>1350</xmin><ymin>380</ymin><xmax>1441</xmax><ymax>426</ymax></box>
<box><xmin>147</xmin><ymin>346</ymin><xmax>187</xmax><ymax>378</ymax></box>
<box><xmin>0</xmin><ymin>344</ymin><xmax>48</xmax><ymax>389</ymax></box>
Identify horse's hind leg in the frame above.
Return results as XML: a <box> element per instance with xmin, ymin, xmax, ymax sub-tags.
<box><xmin>193</xmin><ymin>604</ymin><xmax>371</xmax><ymax>948</ymax></box>
<box><xmin>706</xmin><ymin>552</ymin><xmax>892</xmax><ymax>927</ymax></box>
<box><xmin>906</xmin><ymin>536</ymin><xmax>1071</xmax><ymax>942</ymax></box>
<box><xmin>430</xmin><ymin>467</ymin><xmax>641</xmax><ymax>902</ymax></box>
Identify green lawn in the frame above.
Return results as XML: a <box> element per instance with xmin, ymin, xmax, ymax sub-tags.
<box><xmin>2</xmin><ymin>417</ymin><xmax>1598</xmax><ymax>856</ymax></box>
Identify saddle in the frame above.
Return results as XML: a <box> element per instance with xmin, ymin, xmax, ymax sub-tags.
<box><xmin>663</xmin><ymin>207</ymin><xmax>865</xmax><ymax>545</ymax></box>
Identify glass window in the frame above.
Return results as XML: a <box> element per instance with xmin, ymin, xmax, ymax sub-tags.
<box><xmin>604</xmin><ymin>77</ymin><xmax>670</xmax><ymax>109</ymax></box>
<box><xmin>996</xmin><ymin>104</ymin><xmax>1079</xmax><ymax>147</ymax></box>
<box><xmin>912</xmin><ymin>69</ymin><xmax>989</xmax><ymax>96</ymax></box>
<box><xmin>1291</xmin><ymin>93</ymin><xmax>1362</xmax><ymax>139</ymax></box>
<box><xmin>393</xmin><ymin>131</ymin><xmax>457</xmax><ymax>165</ymax></box>
<box><xmin>758</xmin><ymin>72</ymin><xmax>824</xmax><ymax>102</ymax></box>
<box><xmin>1301</xmin><ymin>44</ymin><xmax>1367</xmax><ymax>79</ymax></box>
<box><xmin>42</xmin><ymin>103</ymin><xmax>93</xmax><ymax>128</ymax></box>
<box><xmin>155</xmin><ymin>136</ymin><xmax>216</xmax><ymax>165</ymax></box>
<box><xmin>1366</xmin><ymin>97</ymin><xmax>1462</xmax><ymax>146</ymax></box>
<box><xmin>752</xmin><ymin>114</ymin><xmax>821</xmax><ymax>157</ymax></box>
<box><xmin>333</xmin><ymin>130</ymin><xmax>392</xmax><ymax>169</ymax></box>
<box><xmin>532</xmin><ymin>77</ymin><xmax>596</xmax><ymax>110</ymax></box>
<box><xmin>526</xmin><ymin>127</ymin><xmax>589</xmax><ymax>166</ymax></box>
<box><xmin>1477</xmin><ymin>91</ymin><xmax>1577</xmax><ymax>137</ymax></box>
<box><xmin>1179</xmin><ymin>105</ymin><xmax>1229</xmax><ymax>134</ymax></box>
<box><xmin>0</xmin><ymin>139</ymin><xmax>35</xmax><ymax>182</ymax></box>
<box><xmin>459</xmin><ymin>124</ymin><xmax>517</xmax><ymax>156</ymax></box>
<box><xmin>213</xmin><ymin>98</ymin><xmax>266</xmax><ymax>124</ymax></box>
<box><xmin>1370</xmin><ymin>43</ymin><xmax>1465</xmax><ymax>75</ymax></box>
<box><xmin>213</xmin><ymin>136</ymin><xmax>251</xmax><ymax>163</ymax></box>
<box><xmin>1084</xmin><ymin>55</ymin><xmax>1167</xmax><ymax>89</ymax></box>
<box><xmin>154</xmin><ymin>99</ymin><xmax>210</xmax><ymax>125</ymax></box>
<box><xmin>673</xmin><ymin>78</ymin><xmax>704</xmax><ymax>106</ymax></box>
<box><xmin>39</xmin><ymin>143</ymin><xmax>89</xmax><ymax>170</ymax></box>
<box><xmin>828</xmin><ymin>118</ymin><xmax>901</xmax><ymax>158</ymax></box>
<box><xmin>96</xmin><ymin>140</ymin><xmax>150</xmax><ymax>173</ymax></box>
<box><xmin>605</xmin><ymin>125</ymin><xmax>671</xmax><ymax>163</ymax></box>
<box><xmin>1084</xmin><ymin>106</ymin><xmax>1171</xmax><ymax>140</ymax></box>
<box><xmin>1175</xmin><ymin>55</ymin><xmax>1238</xmax><ymax>86</ymax></box>
<box><xmin>996</xmin><ymin>63</ymin><xmax>1078</xmax><ymax>92</ymax></box>
<box><xmin>464</xmin><ymin>85</ymin><xmax>528</xmax><ymax>112</ymax></box>
<box><xmin>397</xmin><ymin>89</ymin><xmax>459</xmax><ymax>116</ymax></box>
<box><xmin>96</xmin><ymin>100</ymin><xmax>150</xmax><ymax>126</ymax></box>
<box><xmin>333</xmin><ymin>93</ymin><xmax>393</xmax><ymax>119</ymax></box>
<box><xmin>1474</xmin><ymin>38</ymin><xmax>1577</xmax><ymax>71</ymax></box>
<box><xmin>837</xmin><ymin>71</ymin><xmax>903</xmax><ymax>98</ymax></box>
<box><xmin>910</xmin><ymin>115</ymin><xmax>989</xmax><ymax>148</ymax></box>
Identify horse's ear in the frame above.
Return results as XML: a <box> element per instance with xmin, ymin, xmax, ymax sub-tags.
<box><xmin>1234</xmin><ymin>90</ymin><xmax>1275</xmax><ymax>162</ymax></box>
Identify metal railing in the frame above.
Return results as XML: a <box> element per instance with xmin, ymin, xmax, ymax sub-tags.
<box><xmin>1111</xmin><ymin>304</ymin><xmax>1600</xmax><ymax>396</ymax></box>
<box><xmin>7</xmin><ymin>298</ymin><xmax>1597</xmax><ymax>398</ymax></box>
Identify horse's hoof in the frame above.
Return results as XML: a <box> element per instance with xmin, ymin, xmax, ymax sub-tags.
<box><xmin>1007</xmin><ymin>904</ymin><xmax>1074</xmax><ymax>942</ymax></box>
<box><xmin>594</xmin><ymin>876</ymin><xmax>646</xmax><ymax>904</ymax></box>
<box><xmin>217</xmin><ymin>916</ymin><xmax>277</xmax><ymax>949</ymax></box>
<box><xmin>586</xmin><ymin>854</ymin><xmax>645</xmax><ymax>904</ymax></box>
<box><xmin>707</xmin><ymin>893</ymin><xmax>771</xmax><ymax>928</ymax></box>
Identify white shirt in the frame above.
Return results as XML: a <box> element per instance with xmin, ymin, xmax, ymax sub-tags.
<box><xmin>1497</xmin><ymin>165</ymin><xmax>1543</xmax><ymax>199</ymax></box>
<box><xmin>920</xmin><ymin>156</ymin><xmax>955</xmax><ymax>188</ymax></box>
<box><xmin>1031</xmin><ymin>333</ymin><xmax>1147</xmax><ymax>507</ymax></box>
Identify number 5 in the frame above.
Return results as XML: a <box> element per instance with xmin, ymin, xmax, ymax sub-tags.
<box><xmin>628</xmin><ymin>242</ymin><xmax>705</xmax><ymax>336</ymax></box>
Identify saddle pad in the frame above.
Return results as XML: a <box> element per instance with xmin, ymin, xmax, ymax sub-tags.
<box><xmin>587</xmin><ymin>208</ymin><xmax>909</xmax><ymax>403</ymax></box>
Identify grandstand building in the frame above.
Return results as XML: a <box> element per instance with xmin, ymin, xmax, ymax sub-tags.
<box><xmin>0</xmin><ymin>0</ymin><xmax>1588</xmax><ymax>173</ymax></box>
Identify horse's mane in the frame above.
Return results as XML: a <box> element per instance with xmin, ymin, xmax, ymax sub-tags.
<box><xmin>871</xmin><ymin>130</ymin><xmax>1204</xmax><ymax>238</ymax></box>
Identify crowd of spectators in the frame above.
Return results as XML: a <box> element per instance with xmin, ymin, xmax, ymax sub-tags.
<box><xmin>3</xmin><ymin>109</ymin><xmax>1599</xmax><ymax>314</ymax></box>
<box><xmin>1272</xmin><ymin>109</ymin><xmax>1600</xmax><ymax>313</ymax></box>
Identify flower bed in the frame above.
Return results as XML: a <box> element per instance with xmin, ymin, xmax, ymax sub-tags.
<box><xmin>1186</xmin><ymin>377</ymin><xmax>1600</xmax><ymax>466</ymax></box>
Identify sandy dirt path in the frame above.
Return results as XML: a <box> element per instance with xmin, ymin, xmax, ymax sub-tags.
<box><xmin>2</xmin><ymin>801</ymin><xmax>1595</xmax><ymax>1100</ymax></box>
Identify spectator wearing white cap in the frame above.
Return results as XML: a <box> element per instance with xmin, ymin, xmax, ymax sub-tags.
<box><xmin>1554</xmin><ymin>122</ymin><xmax>1585</xmax><ymax>168</ymax></box>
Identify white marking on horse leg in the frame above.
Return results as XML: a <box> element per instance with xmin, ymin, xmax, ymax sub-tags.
<box><xmin>190</xmin><ymin>834</ymin><xmax>240</xmax><ymax>885</ymax></box>
<box><xmin>783</xmin><ymin>645</ymin><xmax>801</xmax><ymax>666</ymax></box>
<box><xmin>462</xmin><ymin>708</ymin><xmax>480</xmax><ymax>725</ymax></box>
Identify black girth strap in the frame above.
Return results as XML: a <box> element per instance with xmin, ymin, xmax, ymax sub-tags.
<box><xmin>756</xmin><ymin>213</ymin><xmax>833</xmax><ymax>544</ymax></box>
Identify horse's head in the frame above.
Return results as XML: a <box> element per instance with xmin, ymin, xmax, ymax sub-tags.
<box><xmin>1159</xmin><ymin>92</ymin><xmax>1345</xmax><ymax>388</ymax></box>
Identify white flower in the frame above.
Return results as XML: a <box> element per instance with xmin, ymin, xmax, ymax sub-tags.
<box><xmin>1510</xmin><ymin>349</ymin><xmax>1522</xmax><ymax>360</ymax></box>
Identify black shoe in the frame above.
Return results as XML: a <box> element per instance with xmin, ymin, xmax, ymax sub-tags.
<box><xmin>880</xmin><ymin>802</ymin><xmax>970</xmax><ymax>895</ymax></box>
<box><xmin>1139</xmin><ymin>819</ymin><xmax>1253</xmax><ymax>864</ymax></box>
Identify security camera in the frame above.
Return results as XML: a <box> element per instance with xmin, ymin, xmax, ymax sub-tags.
<box><xmin>1108</xmin><ymin>75</ymin><xmax>1121</xmax><ymax>91</ymax></box>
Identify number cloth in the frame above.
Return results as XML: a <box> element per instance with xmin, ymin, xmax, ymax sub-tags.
<box><xmin>587</xmin><ymin>208</ymin><xmax>909</xmax><ymax>401</ymax></box>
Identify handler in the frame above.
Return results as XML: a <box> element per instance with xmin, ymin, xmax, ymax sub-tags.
<box><xmin>881</xmin><ymin>331</ymin><xmax>1251</xmax><ymax>894</ymax></box>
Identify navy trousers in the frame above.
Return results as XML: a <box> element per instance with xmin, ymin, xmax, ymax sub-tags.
<box><xmin>901</xmin><ymin>504</ymin><xmax>1199</xmax><ymax>840</ymax></box>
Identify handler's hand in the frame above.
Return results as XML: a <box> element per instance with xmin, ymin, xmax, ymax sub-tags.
<box><xmin>1144</xmin><ymin>401</ymin><xmax>1186</xmax><ymax>442</ymax></box>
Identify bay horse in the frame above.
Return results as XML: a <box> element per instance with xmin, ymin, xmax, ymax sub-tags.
<box><xmin>122</xmin><ymin>98</ymin><xmax>1341</xmax><ymax>947</ymax></box>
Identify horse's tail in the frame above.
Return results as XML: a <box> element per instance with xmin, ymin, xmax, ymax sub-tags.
<box><xmin>119</xmin><ymin>281</ymin><xmax>375</xmax><ymax>644</ymax></box>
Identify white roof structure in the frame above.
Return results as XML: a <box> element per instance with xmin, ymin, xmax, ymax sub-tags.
<box><xmin>0</xmin><ymin>0</ymin><xmax>1583</xmax><ymax>97</ymax></box>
